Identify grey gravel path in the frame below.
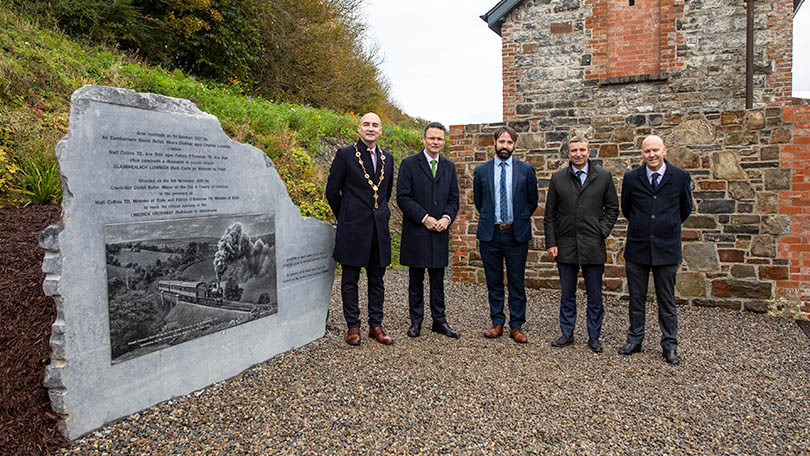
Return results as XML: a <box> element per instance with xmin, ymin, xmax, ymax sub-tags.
<box><xmin>59</xmin><ymin>269</ymin><xmax>810</xmax><ymax>455</ymax></box>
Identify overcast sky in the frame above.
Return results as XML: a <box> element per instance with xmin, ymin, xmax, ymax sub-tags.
<box><xmin>362</xmin><ymin>0</ymin><xmax>810</xmax><ymax>124</ymax></box>
<box><xmin>362</xmin><ymin>0</ymin><xmax>502</xmax><ymax>126</ymax></box>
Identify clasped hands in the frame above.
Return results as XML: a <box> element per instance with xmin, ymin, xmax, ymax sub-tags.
<box><xmin>423</xmin><ymin>215</ymin><xmax>450</xmax><ymax>232</ymax></box>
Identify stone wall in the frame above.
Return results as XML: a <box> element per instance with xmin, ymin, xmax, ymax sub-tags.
<box><xmin>447</xmin><ymin>106</ymin><xmax>810</xmax><ymax>319</ymax></box>
<box><xmin>500</xmin><ymin>0</ymin><xmax>794</xmax><ymax>121</ymax></box>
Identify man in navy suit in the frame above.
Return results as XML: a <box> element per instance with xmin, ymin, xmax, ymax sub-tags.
<box><xmin>474</xmin><ymin>126</ymin><xmax>538</xmax><ymax>343</ymax></box>
<box><xmin>396</xmin><ymin>122</ymin><xmax>460</xmax><ymax>339</ymax></box>
<box><xmin>619</xmin><ymin>135</ymin><xmax>692</xmax><ymax>365</ymax></box>
<box><xmin>326</xmin><ymin>112</ymin><xmax>395</xmax><ymax>346</ymax></box>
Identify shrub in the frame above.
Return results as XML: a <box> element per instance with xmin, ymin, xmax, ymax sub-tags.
<box><xmin>16</xmin><ymin>155</ymin><xmax>61</xmax><ymax>206</ymax></box>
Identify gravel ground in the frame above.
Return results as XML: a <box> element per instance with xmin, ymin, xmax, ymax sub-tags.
<box><xmin>58</xmin><ymin>268</ymin><xmax>810</xmax><ymax>455</ymax></box>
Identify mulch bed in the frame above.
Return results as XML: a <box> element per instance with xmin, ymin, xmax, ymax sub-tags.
<box><xmin>0</xmin><ymin>205</ymin><xmax>68</xmax><ymax>456</ymax></box>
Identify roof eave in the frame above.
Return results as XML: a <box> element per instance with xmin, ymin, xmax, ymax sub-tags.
<box><xmin>480</xmin><ymin>0</ymin><xmax>525</xmax><ymax>36</ymax></box>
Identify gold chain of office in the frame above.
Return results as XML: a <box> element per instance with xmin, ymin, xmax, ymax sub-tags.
<box><xmin>354</xmin><ymin>144</ymin><xmax>386</xmax><ymax>209</ymax></box>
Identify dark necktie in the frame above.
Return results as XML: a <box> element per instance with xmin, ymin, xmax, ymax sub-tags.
<box><xmin>651</xmin><ymin>172</ymin><xmax>660</xmax><ymax>192</ymax></box>
<box><xmin>575</xmin><ymin>170</ymin><xmax>584</xmax><ymax>186</ymax></box>
<box><xmin>500</xmin><ymin>162</ymin><xmax>508</xmax><ymax>223</ymax></box>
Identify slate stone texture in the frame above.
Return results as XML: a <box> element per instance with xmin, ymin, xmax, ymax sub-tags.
<box><xmin>41</xmin><ymin>85</ymin><xmax>335</xmax><ymax>440</ymax></box>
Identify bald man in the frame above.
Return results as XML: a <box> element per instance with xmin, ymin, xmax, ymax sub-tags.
<box><xmin>326</xmin><ymin>113</ymin><xmax>396</xmax><ymax>346</ymax></box>
<box><xmin>618</xmin><ymin>135</ymin><xmax>692</xmax><ymax>365</ymax></box>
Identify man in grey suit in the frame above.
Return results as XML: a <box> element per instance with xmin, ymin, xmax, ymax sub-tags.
<box><xmin>619</xmin><ymin>135</ymin><xmax>693</xmax><ymax>365</ymax></box>
<box><xmin>544</xmin><ymin>136</ymin><xmax>618</xmax><ymax>353</ymax></box>
<box><xmin>396</xmin><ymin>122</ymin><xmax>460</xmax><ymax>339</ymax></box>
<box><xmin>473</xmin><ymin>126</ymin><xmax>538</xmax><ymax>343</ymax></box>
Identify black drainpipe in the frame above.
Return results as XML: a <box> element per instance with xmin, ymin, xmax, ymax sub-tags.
<box><xmin>746</xmin><ymin>0</ymin><xmax>754</xmax><ymax>109</ymax></box>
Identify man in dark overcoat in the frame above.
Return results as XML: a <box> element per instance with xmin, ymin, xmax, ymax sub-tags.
<box><xmin>325</xmin><ymin>112</ymin><xmax>396</xmax><ymax>346</ymax></box>
<box><xmin>619</xmin><ymin>134</ymin><xmax>693</xmax><ymax>365</ymax></box>
<box><xmin>544</xmin><ymin>135</ymin><xmax>619</xmax><ymax>353</ymax></box>
<box><xmin>474</xmin><ymin>126</ymin><xmax>538</xmax><ymax>344</ymax></box>
<box><xmin>396</xmin><ymin>122</ymin><xmax>460</xmax><ymax>339</ymax></box>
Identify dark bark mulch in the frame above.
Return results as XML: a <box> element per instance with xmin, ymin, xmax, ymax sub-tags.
<box><xmin>0</xmin><ymin>204</ymin><xmax>68</xmax><ymax>456</ymax></box>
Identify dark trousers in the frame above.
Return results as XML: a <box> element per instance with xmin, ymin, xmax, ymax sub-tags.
<box><xmin>479</xmin><ymin>227</ymin><xmax>529</xmax><ymax>329</ymax></box>
<box><xmin>625</xmin><ymin>260</ymin><xmax>678</xmax><ymax>350</ymax></box>
<box><xmin>408</xmin><ymin>267</ymin><xmax>446</xmax><ymax>326</ymax></box>
<box><xmin>340</xmin><ymin>229</ymin><xmax>385</xmax><ymax>328</ymax></box>
<box><xmin>557</xmin><ymin>262</ymin><xmax>605</xmax><ymax>341</ymax></box>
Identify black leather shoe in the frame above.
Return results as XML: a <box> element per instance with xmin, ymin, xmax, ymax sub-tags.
<box><xmin>407</xmin><ymin>324</ymin><xmax>421</xmax><ymax>338</ymax></box>
<box><xmin>663</xmin><ymin>349</ymin><xmax>681</xmax><ymax>365</ymax></box>
<box><xmin>618</xmin><ymin>342</ymin><xmax>642</xmax><ymax>355</ymax></box>
<box><xmin>588</xmin><ymin>338</ymin><xmax>604</xmax><ymax>353</ymax></box>
<box><xmin>550</xmin><ymin>335</ymin><xmax>574</xmax><ymax>347</ymax></box>
<box><xmin>431</xmin><ymin>322</ymin><xmax>460</xmax><ymax>339</ymax></box>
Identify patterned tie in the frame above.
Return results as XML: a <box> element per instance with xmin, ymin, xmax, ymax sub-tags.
<box><xmin>430</xmin><ymin>159</ymin><xmax>437</xmax><ymax>178</ymax></box>
<box><xmin>500</xmin><ymin>161</ymin><xmax>508</xmax><ymax>223</ymax></box>
<box><xmin>651</xmin><ymin>172</ymin><xmax>660</xmax><ymax>192</ymax></box>
<box><xmin>576</xmin><ymin>170</ymin><xmax>584</xmax><ymax>186</ymax></box>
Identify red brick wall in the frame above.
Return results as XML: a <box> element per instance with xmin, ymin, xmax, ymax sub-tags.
<box><xmin>778</xmin><ymin>106</ymin><xmax>810</xmax><ymax>314</ymax></box>
<box><xmin>585</xmin><ymin>0</ymin><xmax>682</xmax><ymax>80</ymax></box>
<box><xmin>607</xmin><ymin>0</ymin><xmax>660</xmax><ymax>77</ymax></box>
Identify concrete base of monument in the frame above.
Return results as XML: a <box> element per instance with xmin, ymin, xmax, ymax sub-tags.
<box><xmin>40</xmin><ymin>85</ymin><xmax>335</xmax><ymax>440</ymax></box>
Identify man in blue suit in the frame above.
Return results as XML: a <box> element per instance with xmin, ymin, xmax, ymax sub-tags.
<box><xmin>619</xmin><ymin>135</ymin><xmax>693</xmax><ymax>365</ymax></box>
<box><xmin>474</xmin><ymin>126</ymin><xmax>538</xmax><ymax>343</ymax></box>
<box><xmin>396</xmin><ymin>122</ymin><xmax>460</xmax><ymax>339</ymax></box>
<box><xmin>326</xmin><ymin>112</ymin><xmax>396</xmax><ymax>346</ymax></box>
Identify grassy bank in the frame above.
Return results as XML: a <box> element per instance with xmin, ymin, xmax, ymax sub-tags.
<box><xmin>0</xmin><ymin>5</ymin><xmax>423</xmax><ymax>222</ymax></box>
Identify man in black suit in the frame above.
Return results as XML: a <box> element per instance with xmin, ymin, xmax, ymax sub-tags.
<box><xmin>325</xmin><ymin>112</ymin><xmax>395</xmax><ymax>346</ymax></box>
<box><xmin>544</xmin><ymin>135</ymin><xmax>618</xmax><ymax>353</ymax></box>
<box><xmin>396</xmin><ymin>122</ymin><xmax>460</xmax><ymax>339</ymax></box>
<box><xmin>474</xmin><ymin>126</ymin><xmax>538</xmax><ymax>343</ymax></box>
<box><xmin>619</xmin><ymin>135</ymin><xmax>692</xmax><ymax>365</ymax></box>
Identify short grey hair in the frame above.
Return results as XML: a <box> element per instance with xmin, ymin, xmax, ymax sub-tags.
<box><xmin>569</xmin><ymin>135</ymin><xmax>589</xmax><ymax>145</ymax></box>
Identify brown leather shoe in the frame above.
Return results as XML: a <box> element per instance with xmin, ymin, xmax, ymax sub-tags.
<box><xmin>368</xmin><ymin>327</ymin><xmax>393</xmax><ymax>345</ymax></box>
<box><xmin>510</xmin><ymin>327</ymin><xmax>528</xmax><ymax>344</ymax></box>
<box><xmin>345</xmin><ymin>327</ymin><xmax>361</xmax><ymax>346</ymax></box>
<box><xmin>484</xmin><ymin>324</ymin><xmax>504</xmax><ymax>338</ymax></box>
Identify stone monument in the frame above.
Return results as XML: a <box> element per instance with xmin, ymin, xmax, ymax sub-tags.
<box><xmin>40</xmin><ymin>85</ymin><xmax>335</xmax><ymax>439</ymax></box>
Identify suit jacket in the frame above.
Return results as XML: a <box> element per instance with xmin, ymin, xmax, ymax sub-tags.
<box><xmin>325</xmin><ymin>139</ymin><xmax>395</xmax><ymax>267</ymax></box>
<box><xmin>544</xmin><ymin>161</ymin><xmax>619</xmax><ymax>265</ymax></box>
<box><xmin>473</xmin><ymin>158</ymin><xmax>538</xmax><ymax>243</ymax></box>
<box><xmin>396</xmin><ymin>151</ymin><xmax>459</xmax><ymax>268</ymax></box>
<box><xmin>621</xmin><ymin>160</ymin><xmax>693</xmax><ymax>266</ymax></box>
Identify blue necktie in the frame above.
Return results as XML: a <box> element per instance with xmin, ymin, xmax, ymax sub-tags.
<box><xmin>500</xmin><ymin>162</ymin><xmax>508</xmax><ymax>223</ymax></box>
<box><xmin>651</xmin><ymin>172</ymin><xmax>660</xmax><ymax>192</ymax></box>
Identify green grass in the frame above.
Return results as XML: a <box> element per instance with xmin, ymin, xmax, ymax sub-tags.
<box><xmin>0</xmin><ymin>4</ymin><xmax>423</xmax><ymax>218</ymax></box>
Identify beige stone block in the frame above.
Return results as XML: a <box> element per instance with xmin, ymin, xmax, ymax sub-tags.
<box><xmin>676</xmin><ymin>272</ymin><xmax>707</xmax><ymax>297</ymax></box>
<box><xmin>750</xmin><ymin>235</ymin><xmax>776</xmax><ymax>258</ymax></box>
<box><xmin>683</xmin><ymin>243</ymin><xmax>720</xmax><ymax>272</ymax></box>
<box><xmin>745</xmin><ymin>111</ymin><xmax>766</xmax><ymax>130</ymax></box>
<box><xmin>728</xmin><ymin>181</ymin><xmax>755</xmax><ymax>200</ymax></box>
<box><xmin>755</xmin><ymin>192</ymin><xmax>780</xmax><ymax>214</ymax></box>
<box><xmin>669</xmin><ymin>117</ymin><xmax>715</xmax><ymax>145</ymax></box>
<box><xmin>667</xmin><ymin>145</ymin><xmax>700</xmax><ymax>169</ymax></box>
<box><xmin>711</xmin><ymin>151</ymin><xmax>746</xmax><ymax>179</ymax></box>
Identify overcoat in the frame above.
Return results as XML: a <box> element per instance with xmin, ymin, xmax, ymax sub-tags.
<box><xmin>621</xmin><ymin>160</ymin><xmax>693</xmax><ymax>265</ymax></box>
<box><xmin>325</xmin><ymin>139</ymin><xmax>395</xmax><ymax>267</ymax></box>
<box><xmin>396</xmin><ymin>151</ymin><xmax>459</xmax><ymax>268</ymax></box>
<box><xmin>543</xmin><ymin>161</ymin><xmax>619</xmax><ymax>264</ymax></box>
<box><xmin>473</xmin><ymin>158</ymin><xmax>538</xmax><ymax>243</ymax></box>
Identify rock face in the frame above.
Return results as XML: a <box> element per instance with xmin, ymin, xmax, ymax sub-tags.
<box><xmin>41</xmin><ymin>86</ymin><xmax>335</xmax><ymax>440</ymax></box>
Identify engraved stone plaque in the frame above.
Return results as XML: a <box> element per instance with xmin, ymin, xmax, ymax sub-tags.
<box><xmin>41</xmin><ymin>86</ymin><xmax>335</xmax><ymax>439</ymax></box>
